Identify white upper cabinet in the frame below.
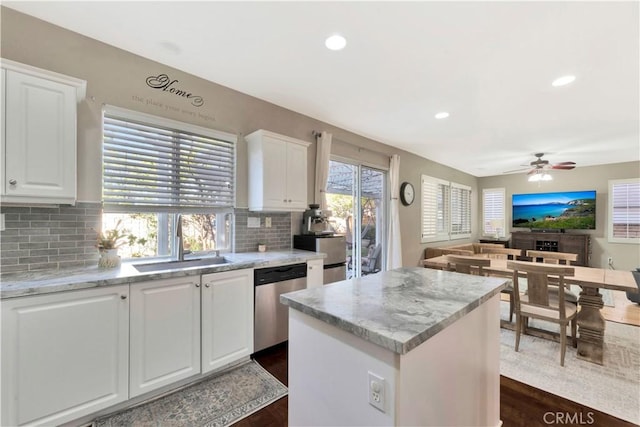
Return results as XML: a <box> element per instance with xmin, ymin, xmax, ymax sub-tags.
<box><xmin>1</xmin><ymin>59</ymin><xmax>86</xmax><ymax>204</ymax></box>
<box><xmin>246</xmin><ymin>129</ymin><xmax>310</xmax><ymax>212</ymax></box>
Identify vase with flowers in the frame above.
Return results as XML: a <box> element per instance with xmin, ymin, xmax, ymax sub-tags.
<box><xmin>96</xmin><ymin>220</ymin><xmax>128</xmax><ymax>268</ymax></box>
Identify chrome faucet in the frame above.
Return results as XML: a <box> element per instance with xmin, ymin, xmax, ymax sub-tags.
<box><xmin>176</xmin><ymin>214</ymin><xmax>185</xmax><ymax>261</ymax></box>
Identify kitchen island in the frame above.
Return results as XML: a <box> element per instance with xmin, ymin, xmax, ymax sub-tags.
<box><xmin>280</xmin><ymin>267</ymin><xmax>509</xmax><ymax>427</ymax></box>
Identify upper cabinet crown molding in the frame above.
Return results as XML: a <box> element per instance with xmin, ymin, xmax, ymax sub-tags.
<box><xmin>1</xmin><ymin>58</ymin><xmax>86</xmax><ymax>102</ymax></box>
<box><xmin>246</xmin><ymin>129</ymin><xmax>311</xmax><ymax>212</ymax></box>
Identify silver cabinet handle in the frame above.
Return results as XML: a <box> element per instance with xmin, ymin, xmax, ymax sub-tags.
<box><xmin>195</xmin><ymin>283</ymin><xmax>200</xmax><ymax>288</ymax></box>
<box><xmin>9</xmin><ymin>179</ymin><xmax>17</xmax><ymax>185</ymax></box>
<box><xmin>205</xmin><ymin>283</ymin><xmax>210</xmax><ymax>288</ymax></box>
<box><xmin>120</xmin><ymin>295</ymin><xmax>127</xmax><ymax>300</ymax></box>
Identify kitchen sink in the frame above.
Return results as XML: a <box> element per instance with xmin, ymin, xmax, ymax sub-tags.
<box><xmin>133</xmin><ymin>257</ymin><xmax>230</xmax><ymax>273</ymax></box>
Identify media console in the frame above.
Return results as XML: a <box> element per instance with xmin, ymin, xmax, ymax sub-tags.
<box><xmin>511</xmin><ymin>231</ymin><xmax>590</xmax><ymax>266</ymax></box>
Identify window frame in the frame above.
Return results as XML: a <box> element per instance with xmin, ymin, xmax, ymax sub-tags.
<box><xmin>101</xmin><ymin>106</ymin><xmax>237</xmax><ymax>259</ymax></box>
<box><xmin>421</xmin><ymin>175</ymin><xmax>471</xmax><ymax>243</ymax></box>
<box><xmin>482</xmin><ymin>188</ymin><xmax>506</xmax><ymax>238</ymax></box>
<box><xmin>608</xmin><ymin>178</ymin><xmax>640</xmax><ymax>244</ymax></box>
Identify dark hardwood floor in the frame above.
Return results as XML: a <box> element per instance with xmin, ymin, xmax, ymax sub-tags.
<box><xmin>238</xmin><ymin>342</ymin><xmax>636</xmax><ymax>427</ymax></box>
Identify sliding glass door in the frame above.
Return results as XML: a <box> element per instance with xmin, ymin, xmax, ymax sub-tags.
<box><xmin>326</xmin><ymin>159</ymin><xmax>387</xmax><ymax>278</ymax></box>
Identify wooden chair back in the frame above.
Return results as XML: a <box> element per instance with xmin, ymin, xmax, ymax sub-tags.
<box><xmin>526</xmin><ymin>250</ymin><xmax>578</xmax><ymax>265</ymax></box>
<box><xmin>480</xmin><ymin>247</ymin><xmax>522</xmax><ymax>260</ymax></box>
<box><xmin>445</xmin><ymin>255</ymin><xmax>490</xmax><ymax>275</ymax></box>
<box><xmin>440</xmin><ymin>248</ymin><xmax>475</xmax><ymax>256</ymax></box>
<box><xmin>506</xmin><ymin>260</ymin><xmax>577</xmax><ymax>366</ymax></box>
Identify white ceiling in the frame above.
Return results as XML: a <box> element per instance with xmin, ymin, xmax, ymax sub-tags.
<box><xmin>5</xmin><ymin>1</ymin><xmax>639</xmax><ymax>177</ymax></box>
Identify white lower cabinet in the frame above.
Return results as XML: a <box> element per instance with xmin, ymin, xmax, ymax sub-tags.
<box><xmin>129</xmin><ymin>276</ymin><xmax>202</xmax><ymax>397</ymax></box>
<box><xmin>1</xmin><ymin>268</ymin><xmax>255</xmax><ymax>426</ymax></box>
<box><xmin>1</xmin><ymin>285</ymin><xmax>129</xmax><ymax>427</ymax></box>
<box><xmin>201</xmin><ymin>269</ymin><xmax>254</xmax><ymax>373</ymax></box>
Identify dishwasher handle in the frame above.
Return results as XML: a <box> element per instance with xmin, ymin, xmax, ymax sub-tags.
<box><xmin>254</xmin><ymin>263</ymin><xmax>307</xmax><ymax>286</ymax></box>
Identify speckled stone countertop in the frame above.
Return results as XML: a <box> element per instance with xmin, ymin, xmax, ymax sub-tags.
<box><xmin>1</xmin><ymin>250</ymin><xmax>324</xmax><ymax>299</ymax></box>
<box><xmin>280</xmin><ymin>267</ymin><xmax>509</xmax><ymax>355</ymax></box>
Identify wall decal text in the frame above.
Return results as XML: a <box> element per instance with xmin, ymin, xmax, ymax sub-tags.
<box><xmin>146</xmin><ymin>73</ymin><xmax>204</xmax><ymax>107</ymax></box>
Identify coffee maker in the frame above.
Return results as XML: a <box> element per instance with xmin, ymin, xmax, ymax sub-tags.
<box><xmin>302</xmin><ymin>204</ymin><xmax>333</xmax><ymax>235</ymax></box>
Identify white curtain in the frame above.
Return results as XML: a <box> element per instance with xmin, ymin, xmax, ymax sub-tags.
<box><xmin>315</xmin><ymin>131</ymin><xmax>332</xmax><ymax>210</ymax></box>
<box><xmin>386</xmin><ymin>154</ymin><xmax>403</xmax><ymax>269</ymax></box>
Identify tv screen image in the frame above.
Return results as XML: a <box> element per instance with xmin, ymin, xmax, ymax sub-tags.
<box><xmin>512</xmin><ymin>190</ymin><xmax>596</xmax><ymax>230</ymax></box>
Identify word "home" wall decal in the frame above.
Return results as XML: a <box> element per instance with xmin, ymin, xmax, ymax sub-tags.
<box><xmin>146</xmin><ymin>73</ymin><xmax>204</xmax><ymax>107</ymax></box>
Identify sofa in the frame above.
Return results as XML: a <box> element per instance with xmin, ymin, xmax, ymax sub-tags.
<box><xmin>423</xmin><ymin>242</ymin><xmax>505</xmax><ymax>260</ymax></box>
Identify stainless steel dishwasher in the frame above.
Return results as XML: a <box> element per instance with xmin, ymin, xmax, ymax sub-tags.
<box><xmin>254</xmin><ymin>263</ymin><xmax>307</xmax><ymax>352</ymax></box>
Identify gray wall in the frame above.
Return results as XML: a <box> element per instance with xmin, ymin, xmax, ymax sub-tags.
<box><xmin>3</xmin><ymin>8</ymin><xmax>636</xmax><ymax>271</ymax></box>
<box><xmin>479</xmin><ymin>162</ymin><xmax>640</xmax><ymax>270</ymax></box>
<box><xmin>1</xmin><ymin>7</ymin><xmax>477</xmax><ymax>268</ymax></box>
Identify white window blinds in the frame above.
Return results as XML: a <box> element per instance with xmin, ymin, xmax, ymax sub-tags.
<box><xmin>482</xmin><ymin>188</ymin><xmax>505</xmax><ymax>237</ymax></box>
<box><xmin>103</xmin><ymin>106</ymin><xmax>236</xmax><ymax>211</ymax></box>
<box><xmin>450</xmin><ymin>183</ymin><xmax>471</xmax><ymax>238</ymax></box>
<box><xmin>421</xmin><ymin>175</ymin><xmax>460</xmax><ymax>242</ymax></box>
<box><xmin>608</xmin><ymin>179</ymin><xmax>640</xmax><ymax>243</ymax></box>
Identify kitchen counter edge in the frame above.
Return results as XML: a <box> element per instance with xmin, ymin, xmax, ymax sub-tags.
<box><xmin>280</xmin><ymin>267</ymin><xmax>509</xmax><ymax>355</ymax></box>
<box><xmin>1</xmin><ymin>250</ymin><xmax>326</xmax><ymax>299</ymax></box>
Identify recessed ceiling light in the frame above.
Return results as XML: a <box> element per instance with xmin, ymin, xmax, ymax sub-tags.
<box><xmin>435</xmin><ymin>112</ymin><xmax>450</xmax><ymax>119</ymax></box>
<box><xmin>325</xmin><ymin>34</ymin><xmax>347</xmax><ymax>51</ymax></box>
<box><xmin>552</xmin><ymin>75</ymin><xmax>576</xmax><ymax>87</ymax></box>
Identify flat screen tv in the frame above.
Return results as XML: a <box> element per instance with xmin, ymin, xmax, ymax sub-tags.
<box><xmin>512</xmin><ymin>190</ymin><xmax>596</xmax><ymax>230</ymax></box>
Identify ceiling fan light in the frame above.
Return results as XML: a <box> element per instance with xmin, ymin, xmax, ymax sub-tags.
<box><xmin>542</xmin><ymin>173</ymin><xmax>553</xmax><ymax>181</ymax></box>
<box><xmin>528</xmin><ymin>174</ymin><xmax>541</xmax><ymax>182</ymax></box>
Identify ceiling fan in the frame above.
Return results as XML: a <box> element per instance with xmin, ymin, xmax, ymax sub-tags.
<box><xmin>504</xmin><ymin>153</ymin><xmax>576</xmax><ymax>179</ymax></box>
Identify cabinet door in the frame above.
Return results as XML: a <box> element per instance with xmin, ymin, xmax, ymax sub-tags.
<box><xmin>306</xmin><ymin>259</ymin><xmax>324</xmax><ymax>288</ymax></box>
<box><xmin>1</xmin><ymin>286</ymin><xmax>129</xmax><ymax>427</ymax></box>
<box><xmin>130</xmin><ymin>277</ymin><xmax>201</xmax><ymax>398</ymax></box>
<box><xmin>286</xmin><ymin>141</ymin><xmax>309</xmax><ymax>210</ymax></box>
<box><xmin>261</xmin><ymin>135</ymin><xmax>288</xmax><ymax>209</ymax></box>
<box><xmin>4</xmin><ymin>70</ymin><xmax>76</xmax><ymax>202</ymax></box>
<box><xmin>560</xmin><ymin>234</ymin><xmax>589</xmax><ymax>266</ymax></box>
<box><xmin>201</xmin><ymin>269</ymin><xmax>253</xmax><ymax>373</ymax></box>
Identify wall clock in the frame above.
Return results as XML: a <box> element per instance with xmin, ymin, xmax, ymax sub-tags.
<box><xmin>400</xmin><ymin>182</ymin><xmax>415</xmax><ymax>206</ymax></box>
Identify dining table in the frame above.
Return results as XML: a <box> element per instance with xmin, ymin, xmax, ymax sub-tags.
<box><xmin>422</xmin><ymin>255</ymin><xmax>637</xmax><ymax>365</ymax></box>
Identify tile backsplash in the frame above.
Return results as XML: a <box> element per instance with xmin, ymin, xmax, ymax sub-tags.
<box><xmin>234</xmin><ymin>209</ymin><xmax>293</xmax><ymax>252</ymax></box>
<box><xmin>0</xmin><ymin>205</ymin><xmax>297</xmax><ymax>276</ymax></box>
<box><xmin>0</xmin><ymin>202</ymin><xmax>101</xmax><ymax>276</ymax></box>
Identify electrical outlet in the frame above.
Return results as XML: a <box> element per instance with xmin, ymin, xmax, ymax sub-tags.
<box><xmin>265</xmin><ymin>217</ymin><xmax>272</xmax><ymax>228</ymax></box>
<box><xmin>607</xmin><ymin>257</ymin><xmax>613</xmax><ymax>266</ymax></box>
<box><xmin>368</xmin><ymin>371</ymin><xmax>385</xmax><ymax>412</ymax></box>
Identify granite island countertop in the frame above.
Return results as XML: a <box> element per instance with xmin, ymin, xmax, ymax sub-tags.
<box><xmin>280</xmin><ymin>267</ymin><xmax>509</xmax><ymax>355</ymax></box>
<box><xmin>1</xmin><ymin>250</ymin><xmax>325</xmax><ymax>299</ymax></box>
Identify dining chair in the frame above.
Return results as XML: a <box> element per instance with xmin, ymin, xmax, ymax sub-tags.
<box><xmin>526</xmin><ymin>250</ymin><xmax>579</xmax><ymax>305</ymax></box>
<box><xmin>480</xmin><ymin>247</ymin><xmax>523</xmax><ymax>260</ymax></box>
<box><xmin>526</xmin><ymin>250</ymin><xmax>578</xmax><ymax>265</ymax></box>
<box><xmin>440</xmin><ymin>248</ymin><xmax>475</xmax><ymax>256</ymax></box>
<box><xmin>480</xmin><ymin>247</ymin><xmax>523</xmax><ymax>322</ymax></box>
<box><xmin>445</xmin><ymin>255</ymin><xmax>490</xmax><ymax>276</ymax></box>
<box><xmin>506</xmin><ymin>260</ymin><xmax>577</xmax><ymax>366</ymax></box>
<box><xmin>362</xmin><ymin>244</ymin><xmax>382</xmax><ymax>275</ymax></box>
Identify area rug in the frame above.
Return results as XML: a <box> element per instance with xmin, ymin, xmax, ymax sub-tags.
<box><xmin>94</xmin><ymin>360</ymin><xmax>287</xmax><ymax>427</ymax></box>
<box><xmin>499</xmin><ymin>304</ymin><xmax>640</xmax><ymax>424</ymax></box>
